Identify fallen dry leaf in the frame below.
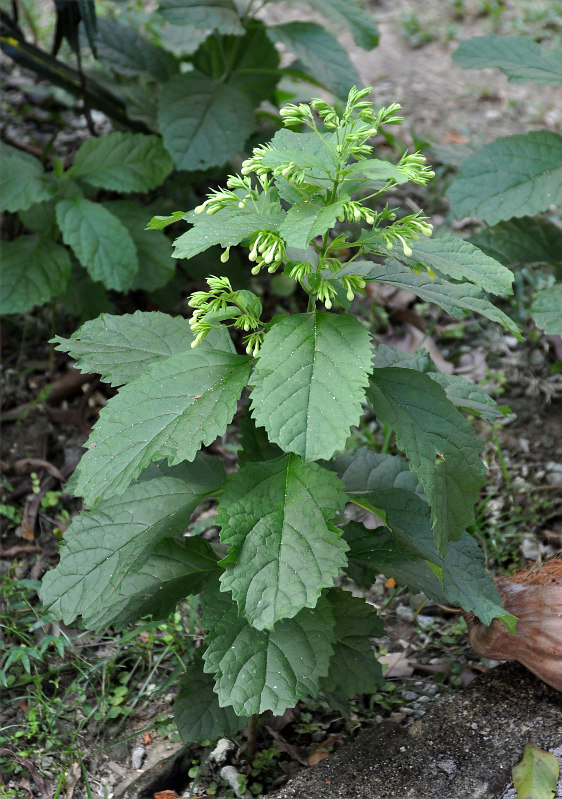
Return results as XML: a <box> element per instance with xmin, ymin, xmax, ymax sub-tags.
<box><xmin>378</xmin><ymin>652</ymin><xmax>414</xmax><ymax>678</ymax></box>
<box><xmin>154</xmin><ymin>791</ymin><xmax>179</xmax><ymax>799</ymax></box>
<box><xmin>308</xmin><ymin>735</ymin><xmax>340</xmax><ymax>766</ymax></box>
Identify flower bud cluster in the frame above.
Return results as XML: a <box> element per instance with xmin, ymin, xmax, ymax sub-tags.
<box><xmin>397</xmin><ymin>151</ymin><xmax>435</xmax><ymax>185</ymax></box>
<box><xmin>381</xmin><ymin>213</ymin><xmax>433</xmax><ymax>257</ymax></box>
<box><xmin>188</xmin><ymin>277</ymin><xmax>264</xmax><ymax>351</ymax></box>
<box><xmin>248</xmin><ymin>232</ymin><xmax>286</xmax><ymax>275</ymax></box>
<box><xmin>339</xmin><ymin>200</ymin><xmax>376</xmax><ymax>226</ymax></box>
<box><xmin>341</xmin><ymin>274</ymin><xmax>367</xmax><ymax>301</ymax></box>
<box><xmin>279</xmin><ymin>102</ymin><xmax>315</xmax><ymax>127</ymax></box>
<box><xmin>287</xmin><ymin>261</ymin><xmax>312</xmax><ymax>285</ymax></box>
<box><xmin>241</xmin><ymin>144</ymin><xmax>273</xmax><ymax>178</ymax></box>
<box><xmin>317</xmin><ymin>279</ymin><xmax>337</xmax><ymax>309</ymax></box>
<box><xmin>193</xmin><ymin>188</ymin><xmax>240</xmax><ymax>216</ymax></box>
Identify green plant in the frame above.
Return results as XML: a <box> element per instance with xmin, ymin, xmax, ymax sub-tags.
<box><xmin>447</xmin><ymin>34</ymin><xmax>562</xmax><ymax>335</ymax></box>
<box><xmin>42</xmin><ymin>88</ymin><xmax>520</xmax><ymax>743</ymax></box>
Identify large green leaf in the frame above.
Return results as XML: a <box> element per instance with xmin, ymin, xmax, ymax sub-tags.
<box><xmin>368</xmin><ymin>368</ymin><xmax>486</xmax><ymax>548</ymax></box>
<box><xmin>172</xmin><ymin>204</ymin><xmax>285</xmax><ymax>259</ymax></box>
<box><xmin>203</xmin><ymin>593</ymin><xmax>335</xmax><ymax>716</ymax></box>
<box><xmin>469</xmin><ymin>217</ymin><xmax>562</xmax><ymax>267</ymax></box>
<box><xmin>279</xmin><ymin>197</ymin><xmax>349</xmax><ymax>249</ymax></box>
<box><xmin>158</xmin><ymin>71</ymin><xmax>255</xmax><ymax>171</ymax></box>
<box><xmin>453</xmin><ymin>35</ymin><xmax>562</xmax><ymax>87</ymax></box>
<box><xmin>303</xmin><ymin>0</ymin><xmax>379</xmax><ymax>50</ymax></box>
<box><xmin>267</xmin><ymin>22</ymin><xmax>360</xmax><ymax>99</ymax></box>
<box><xmin>69</xmin><ymin>132</ymin><xmax>173</xmax><ymax>193</ymax></box>
<box><xmin>70</xmin><ymin>348</ymin><xmax>251</xmax><ymax>504</ymax></box>
<box><xmin>103</xmin><ymin>200</ymin><xmax>175</xmax><ymax>291</ymax></box>
<box><xmin>263</xmin><ymin>129</ymin><xmax>339</xmax><ymax>184</ymax></box>
<box><xmin>404</xmin><ymin>232</ymin><xmax>514</xmax><ymax>296</ymax></box>
<box><xmin>530</xmin><ymin>284</ymin><xmax>562</xmax><ymax>334</ymax></box>
<box><xmin>218</xmin><ymin>454</ymin><xmax>348</xmax><ymax>630</ymax></box>
<box><xmin>94</xmin><ymin>17</ymin><xmax>178</xmax><ymax>81</ymax></box>
<box><xmin>0</xmin><ymin>235</ymin><xmax>71</xmax><ymax>314</ymax></box>
<box><xmin>361</xmin><ymin>259</ymin><xmax>522</xmax><ymax>337</ymax></box>
<box><xmin>250</xmin><ymin>311</ymin><xmax>373</xmax><ymax>462</ymax></box>
<box><xmin>158</xmin><ymin>0</ymin><xmax>244</xmax><ymax>35</ymax></box>
<box><xmin>0</xmin><ymin>143</ymin><xmax>55</xmax><ymax>212</ymax></box>
<box><xmin>56</xmin><ymin>198</ymin><xmax>138</xmax><ymax>291</ymax></box>
<box><xmin>322</xmin><ymin>588</ymin><xmax>384</xmax><ymax>697</ymax></box>
<box><xmin>41</xmin><ymin>457</ymin><xmax>225</xmax><ymax>626</ymax></box>
<box><xmin>175</xmin><ymin>652</ymin><xmax>246</xmax><ymax>743</ymax></box>
<box><xmin>447</xmin><ymin>131</ymin><xmax>562</xmax><ymax>225</ymax></box>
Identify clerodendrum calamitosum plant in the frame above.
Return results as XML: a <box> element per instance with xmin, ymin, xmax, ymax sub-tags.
<box><xmin>43</xmin><ymin>88</ymin><xmax>522</xmax><ymax>742</ymax></box>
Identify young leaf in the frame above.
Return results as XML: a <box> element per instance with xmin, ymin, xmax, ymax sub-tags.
<box><xmin>41</xmin><ymin>457</ymin><xmax>225</xmax><ymax>626</ymax></box>
<box><xmin>94</xmin><ymin>16</ymin><xmax>178</xmax><ymax>81</ymax></box>
<box><xmin>469</xmin><ymin>217</ymin><xmax>562</xmax><ymax>267</ymax></box>
<box><xmin>159</xmin><ymin>0</ymin><xmax>244</xmax><ymax>35</ymax></box>
<box><xmin>175</xmin><ymin>651</ymin><xmax>247</xmax><ymax>744</ymax></box>
<box><xmin>368</xmin><ymin>368</ymin><xmax>486</xmax><ymax>548</ymax></box>
<box><xmin>217</xmin><ymin>454</ymin><xmax>348</xmax><ymax>630</ymax></box>
<box><xmin>56</xmin><ymin>198</ymin><xmax>139</xmax><ymax>291</ymax></box>
<box><xmin>447</xmin><ymin>131</ymin><xmax>562</xmax><ymax>225</ymax></box>
<box><xmin>158</xmin><ymin>71</ymin><xmax>255</xmax><ymax>171</ymax></box>
<box><xmin>0</xmin><ymin>235</ymin><xmax>71</xmax><ymax>314</ymax></box>
<box><xmin>69</xmin><ymin>132</ymin><xmax>174</xmax><ymax>193</ymax></box>
<box><xmin>250</xmin><ymin>311</ymin><xmax>373</xmax><ymax>462</ymax></box>
<box><xmin>69</xmin><ymin>348</ymin><xmax>251</xmax><ymax>504</ymax></box>
<box><xmin>0</xmin><ymin>143</ymin><xmax>55</xmax><ymax>212</ymax></box>
<box><xmin>322</xmin><ymin>588</ymin><xmax>384</xmax><ymax>696</ymax></box>
<box><xmin>267</xmin><ymin>22</ymin><xmax>361</xmax><ymax>99</ymax></box>
<box><xmin>512</xmin><ymin>743</ymin><xmax>559</xmax><ymax>799</ymax></box>
<box><xmin>303</xmin><ymin>0</ymin><xmax>379</xmax><ymax>50</ymax></box>
<box><xmin>279</xmin><ymin>197</ymin><xmax>349</xmax><ymax>249</ymax></box>
<box><xmin>453</xmin><ymin>35</ymin><xmax>562</xmax><ymax>87</ymax></box>
<box><xmin>203</xmin><ymin>593</ymin><xmax>335</xmax><ymax>716</ymax></box>
<box><xmin>531</xmin><ymin>285</ymin><xmax>562</xmax><ymax>335</ymax></box>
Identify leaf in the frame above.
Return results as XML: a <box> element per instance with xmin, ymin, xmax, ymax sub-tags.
<box><xmin>333</xmin><ymin>448</ymin><xmax>423</xmax><ymax>496</ymax></box>
<box><xmin>159</xmin><ymin>0</ymin><xmax>244</xmax><ymax>35</ymax></box>
<box><xmin>263</xmin><ymin>129</ymin><xmax>339</xmax><ymax>181</ymax></box>
<box><xmin>217</xmin><ymin>454</ymin><xmax>347</xmax><ymax>630</ymax></box>
<box><xmin>512</xmin><ymin>743</ymin><xmax>559</xmax><ymax>799</ymax></box>
<box><xmin>69</xmin><ymin>132</ymin><xmax>174</xmax><ymax>193</ymax></box>
<box><xmin>172</xmin><ymin>204</ymin><xmax>285</xmax><ymax>260</ymax></box>
<box><xmin>447</xmin><ymin>131</ymin><xmax>562</xmax><ymax>225</ymax></box>
<box><xmin>0</xmin><ymin>235</ymin><xmax>71</xmax><ymax>314</ymax></box>
<box><xmin>104</xmin><ymin>200</ymin><xmax>175</xmax><ymax>292</ymax></box>
<box><xmin>175</xmin><ymin>651</ymin><xmax>246</xmax><ymax>743</ymax></box>
<box><xmin>453</xmin><ymin>35</ymin><xmax>562</xmax><ymax>88</ymax></box>
<box><xmin>302</xmin><ymin>0</ymin><xmax>379</xmax><ymax>50</ymax></box>
<box><xmin>343</xmin><ymin>159</ymin><xmax>409</xmax><ymax>185</ymax></box>
<box><xmin>41</xmin><ymin>457</ymin><xmax>225</xmax><ymax>626</ymax></box>
<box><xmin>56</xmin><ymin>198</ymin><xmax>138</xmax><ymax>291</ymax></box>
<box><xmin>267</xmin><ymin>22</ymin><xmax>360</xmax><ymax>99</ymax></box>
<box><xmin>69</xmin><ymin>348</ymin><xmax>251</xmax><ymax>504</ymax></box>
<box><xmin>0</xmin><ymin>142</ymin><xmax>55</xmax><ymax>212</ymax></box>
<box><xmin>237</xmin><ymin>413</ymin><xmax>283</xmax><ymax>465</ymax></box>
<box><xmin>469</xmin><ymin>217</ymin><xmax>562</xmax><ymax>267</ymax></box>
<box><xmin>279</xmin><ymin>197</ymin><xmax>349</xmax><ymax>249</ymax></box>
<box><xmin>94</xmin><ymin>16</ymin><xmax>178</xmax><ymax>81</ymax></box>
<box><xmin>86</xmin><ymin>536</ymin><xmax>219</xmax><ymax>630</ymax></box>
<box><xmin>404</xmin><ymin>232</ymin><xmax>515</xmax><ymax>296</ymax></box>
<box><xmin>18</xmin><ymin>199</ymin><xmax>58</xmax><ymax>238</ymax></box>
<box><xmin>203</xmin><ymin>593</ymin><xmax>335</xmax><ymax>716</ymax></box>
<box><xmin>531</xmin><ymin>284</ymin><xmax>562</xmax><ymax>334</ymax></box>
<box><xmin>250</xmin><ymin>311</ymin><xmax>373</xmax><ymax>462</ymax></box>
<box><xmin>158</xmin><ymin>71</ymin><xmax>255</xmax><ymax>171</ymax></box>
<box><xmin>147</xmin><ymin>210</ymin><xmax>186</xmax><ymax>230</ymax></box>
<box><xmin>368</xmin><ymin>368</ymin><xmax>486</xmax><ymax>548</ymax></box>
<box><xmin>359</xmin><ymin>259</ymin><xmax>522</xmax><ymax>338</ymax></box>
<box><xmin>322</xmin><ymin>588</ymin><xmax>384</xmax><ymax>696</ymax></box>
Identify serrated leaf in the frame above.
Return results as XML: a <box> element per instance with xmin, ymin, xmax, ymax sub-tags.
<box><xmin>268</xmin><ymin>22</ymin><xmax>360</xmax><ymax>99</ymax></box>
<box><xmin>147</xmin><ymin>210</ymin><xmax>186</xmax><ymax>230</ymax></box>
<box><xmin>469</xmin><ymin>217</ymin><xmax>562</xmax><ymax>267</ymax></box>
<box><xmin>368</xmin><ymin>367</ymin><xmax>485</xmax><ymax>548</ymax></box>
<box><xmin>69</xmin><ymin>132</ymin><xmax>173</xmax><ymax>193</ymax></box>
<box><xmin>41</xmin><ymin>457</ymin><xmax>225</xmax><ymax>626</ymax></box>
<box><xmin>0</xmin><ymin>142</ymin><xmax>55</xmax><ymax>212</ymax></box>
<box><xmin>158</xmin><ymin>71</ymin><xmax>255</xmax><ymax>171</ymax></box>
<box><xmin>70</xmin><ymin>348</ymin><xmax>251</xmax><ymax>504</ymax></box>
<box><xmin>531</xmin><ymin>284</ymin><xmax>562</xmax><ymax>334</ymax></box>
<box><xmin>159</xmin><ymin>0</ymin><xmax>244</xmax><ymax>35</ymax></box>
<box><xmin>104</xmin><ymin>200</ymin><xmax>175</xmax><ymax>292</ymax></box>
<box><xmin>237</xmin><ymin>413</ymin><xmax>283</xmax><ymax>465</ymax></box>
<box><xmin>404</xmin><ymin>232</ymin><xmax>514</xmax><ymax>296</ymax></box>
<box><xmin>360</xmin><ymin>259</ymin><xmax>522</xmax><ymax>337</ymax></box>
<box><xmin>322</xmin><ymin>588</ymin><xmax>384</xmax><ymax>696</ymax></box>
<box><xmin>303</xmin><ymin>0</ymin><xmax>379</xmax><ymax>50</ymax></box>
<box><xmin>175</xmin><ymin>651</ymin><xmax>246</xmax><ymax>743</ymax></box>
<box><xmin>333</xmin><ymin>449</ymin><xmax>423</xmax><ymax>495</ymax></box>
<box><xmin>87</xmin><ymin>536</ymin><xmax>218</xmax><ymax>630</ymax></box>
<box><xmin>251</xmin><ymin>311</ymin><xmax>373</xmax><ymax>462</ymax></box>
<box><xmin>447</xmin><ymin>131</ymin><xmax>562</xmax><ymax>225</ymax></box>
<box><xmin>203</xmin><ymin>593</ymin><xmax>335</xmax><ymax>716</ymax></box>
<box><xmin>453</xmin><ymin>35</ymin><xmax>562</xmax><ymax>87</ymax></box>
<box><xmin>279</xmin><ymin>197</ymin><xmax>349</xmax><ymax>249</ymax></box>
<box><xmin>512</xmin><ymin>743</ymin><xmax>559</xmax><ymax>799</ymax></box>
<box><xmin>217</xmin><ymin>454</ymin><xmax>348</xmax><ymax>630</ymax></box>
<box><xmin>56</xmin><ymin>198</ymin><xmax>138</xmax><ymax>291</ymax></box>
<box><xmin>343</xmin><ymin>159</ymin><xmax>409</xmax><ymax>185</ymax></box>
<box><xmin>18</xmin><ymin>199</ymin><xmax>58</xmax><ymax>238</ymax></box>
<box><xmin>94</xmin><ymin>16</ymin><xmax>178</xmax><ymax>81</ymax></box>
<box><xmin>0</xmin><ymin>235</ymin><xmax>71</xmax><ymax>314</ymax></box>
<box><xmin>172</xmin><ymin>204</ymin><xmax>285</xmax><ymax>260</ymax></box>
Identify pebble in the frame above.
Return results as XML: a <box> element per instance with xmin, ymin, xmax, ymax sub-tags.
<box><xmin>220</xmin><ymin>765</ymin><xmax>249</xmax><ymax>798</ymax></box>
<box><xmin>520</xmin><ymin>535</ymin><xmax>540</xmax><ymax>560</ymax></box>
<box><xmin>209</xmin><ymin>738</ymin><xmax>234</xmax><ymax>765</ymax></box>
<box><xmin>131</xmin><ymin>746</ymin><xmax>145</xmax><ymax>770</ymax></box>
<box><xmin>396</xmin><ymin>605</ymin><xmax>415</xmax><ymax>622</ymax></box>
<box><xmin>546</xmin><ymin>471</ymin><xmax>562</xmax><ymax>488</ymax></box>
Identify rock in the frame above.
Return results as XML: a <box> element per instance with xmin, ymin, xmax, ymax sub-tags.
<box><xmin>267</xmin><ymin>663</ymin><xmax>562</xmax><ymax>799</ymax></box>
<box><xmin>209</xmin><ymin>738</ymin><xmax>234</xmax><ymax>765</ymax></box>
<box><xmin>131</xmin><ymin>745</ymin><xmax>146</xmax><ymax>770</ymax></box>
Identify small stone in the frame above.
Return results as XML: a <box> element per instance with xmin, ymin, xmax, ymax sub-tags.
<box><xmin>437</xmin><ymin>758</ymin><xmax>457</xmax><ymax>776</ymax></box>
<box><xmin>546</xmin><ymin>471</ymin><xmax>562</xmax><ymax>488</ymax></box>
<box><xmin>220</xmin><ymin>765</ymin><xmax>248</xmax><ymax>798</ymax></box>
<box><xmin>416</xmin><ymin>614</ymin><xmax>435</xmax><ymax>629</ymax></box>
<box><xmin>131</xmin><ymin>745</ymin><xmax>145</xmax><ymax>770</ymax></box>
<box><xmin>520</xmin><ymin>535</ymin><xmax>540</xmax><ymax>560</ymax></box>
<box><xmin>209</xmin><ymin>738</ymin><xmax>234</xmax><ymax>765</ymax></box>
<box><xmin>396</xmin><ymin>605</ymin><xmax>415</xmax><ymax>623</ymax></box>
